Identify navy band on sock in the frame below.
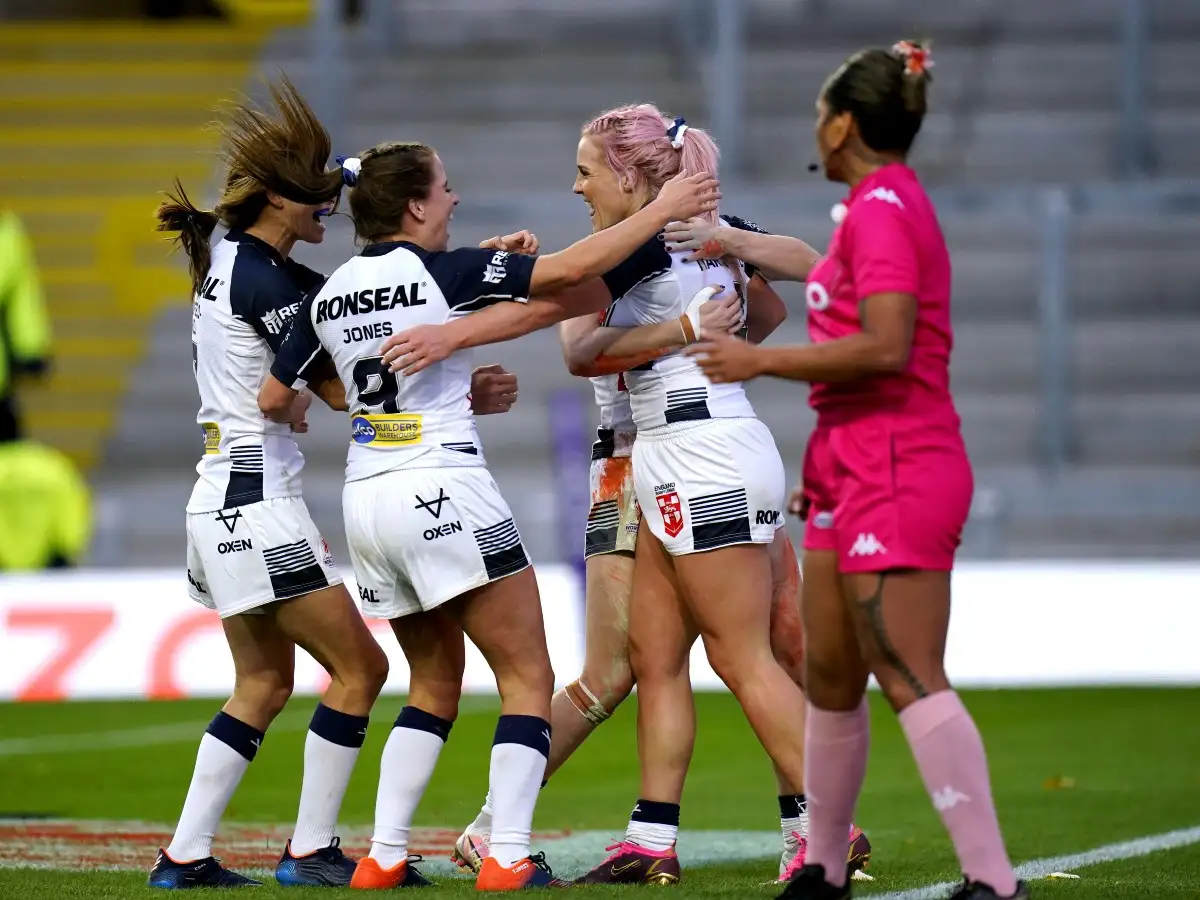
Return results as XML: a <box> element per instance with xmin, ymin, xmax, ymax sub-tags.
<box><xmin>205</xmin><ymin>711</ymin><xmax>265</xmax><ymax>762</ymax></box>
<box><xmin>309</xmin><ymin>703</ymin><xmax>370</xmax><ymax>749</ymax></box>
<box><xmin>395</xmin><ymin>705</ymin><xmax>453</xmax><ymax>742</ymax></box>
<box><xmin>631</xmin><ymin>798</ymin><xmax>680</xmax><ymax>827</ymax></box>
<box><xmin>493</xmin><ymin>714</ymin><xmax>551</xmax><ymax>758</ymax></box>
<box><xmin>778</xmin><ymin>794</ymin><xmax>806</xmax><ymax>819</ymax></box>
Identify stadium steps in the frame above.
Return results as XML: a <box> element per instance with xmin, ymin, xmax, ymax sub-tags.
<box><xmin>212</xmin><ymin>0</ymin><xmax>310</xmax><ymax>26</ymax></box>
<box><xmin>0</xmin><ymin>23</ymin><xmax>268</xmax><ymax>472</ymax></box>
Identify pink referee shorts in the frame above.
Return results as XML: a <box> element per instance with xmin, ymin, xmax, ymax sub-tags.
<box><xmin>801</xmin><ymin>415</ymin><xmax>973</xmax><ymax>573</ymax></box>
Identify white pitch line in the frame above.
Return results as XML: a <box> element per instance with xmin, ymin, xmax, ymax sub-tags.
<box><xmin>875</xmin><ymin>825</ymin><xmax>1200</xmax><ymax>900</ymax></box>
<box><xmin>0</xmin><ymin>714</ymin><xmax>312</xmax><ymax>757</ymax></box>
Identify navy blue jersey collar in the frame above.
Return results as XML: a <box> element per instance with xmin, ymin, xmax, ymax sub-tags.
<box><xmin>225</xmin><ymin>229</ymin><xmax>287</xmax><ymax>267</ymax></box>
<box><xmin>361</xmin><ymin>240</ymin><xmax>427</xmax><ymax>258</ymax></box>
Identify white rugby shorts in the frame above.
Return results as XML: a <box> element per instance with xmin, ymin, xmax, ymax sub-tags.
<box><xmin>584</xmin><ymin>456</ymin><xmax>640</xmax><ymax>558</ymax></box>
<box><xmin>633</xmin><ymin>418</ymin><xmax>785</xmax><ymax>556</ymax></box>
<box><xmin>342</xmin><ymin>466</ymin><xmax>530</xmax><ymax>619</ymax></box>
<box><xmin>185</xmin><ymin>496</ymin><xmax>342</xmax><ymax>618</ymax></box>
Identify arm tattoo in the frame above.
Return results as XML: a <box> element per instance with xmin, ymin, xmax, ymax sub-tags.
<box><xmin>855</xmin><ymin>573</ymin><xmax>930</xmax><ymax>699</ymax></box>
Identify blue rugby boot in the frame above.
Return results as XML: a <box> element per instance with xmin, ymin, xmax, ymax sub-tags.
<box><xmin>275</xmin><ymin>837</ymin><xmax>357</xmax><ymax>887</ymax></box>
<box><xmin>148</xmin><ymin>847</ymin><xmax>261</xmax><ymax>888</ymax></box>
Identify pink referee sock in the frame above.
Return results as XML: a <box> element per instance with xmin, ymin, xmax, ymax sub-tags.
<box><xmin>803</xmin><ymin>699</ymin><xmax>870</xmax><ymax>887</ymax></box>
<box><xmin>899</xmin><ymin>690</ymin><xmax>1018</xmax><ymax>896</ymax></box>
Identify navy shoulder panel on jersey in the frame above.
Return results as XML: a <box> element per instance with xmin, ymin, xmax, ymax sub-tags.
<box><xmin>271</xmin><ymin>285</ymin><xmax>330</xmax><ymax>389</ymax></box>
<box><xmin>284</xmin><ymin>258</ymin><xmax>327</xmax><ymax>296</ymax></box>
<box><xmin>601</xmin><ymin>234</ymin><xmax>672</xmax><ymax>302</ymax></box>
<box><xmin>364</xmin><ymin>241</ymin><xmax>536</xmax><ymax>313</ymax></box>
<box><xmin>224</xmin><ymin>232</ymin><xmax>319</xmax><ymax>353</ymax></box>
<box><xmin>721</xmin><ymin>213</ymin><xmax>769</xmax><ymax>235</ymax></box>
<box><xmin>721</xmin><ymin>214</ymin><xmax>771</xmax><ymax>280</ymax></box>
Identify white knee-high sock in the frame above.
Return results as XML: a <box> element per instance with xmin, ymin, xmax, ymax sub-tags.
<box><xmin>167</xmin><ymin>711</ymin><xmax>264</xmax><ymax>862</ymax></box>
<box><xmin>368</xmin><ymin>706</ymin><xmax>454</xmax><ymax>870</ymax></box>
<box><xmin>487</xmin><ymin>715</ymin><xmax>551</xmax><ymax>868</ymax></box>
<box><xmin>290</xmin><ymin>704</ymin><xmax>370</xmax><ymax>856</ymax></box>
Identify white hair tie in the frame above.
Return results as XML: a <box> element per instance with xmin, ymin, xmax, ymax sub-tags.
<box><xmin>666</xmin><ymin>116</ymin><xmax>689</xmax><ymax>150</ymax></box>
<box><xmin>335</xmin><ymin>155</ymin><xmax>362</xmax><ymax>187</ymax></box>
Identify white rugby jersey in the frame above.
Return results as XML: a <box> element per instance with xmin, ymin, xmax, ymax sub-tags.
<box><xmin>589</xmin><ymin>215</ymin><xmax>768</xmax><ymax>454</ymax></box>
<box><xmin>272</xmin><ymin>240</ymin><xmax>536</xmax><ymax>483</ymax></box>
<box><xmin>600</xmin><ymin>218</ymin><xmax>768</xmax><ymax>432</ymax></box>
<box><xmin>187</xmin><ymin>231</ymin><xmax>325</xmax><ymax>514</ymax></box>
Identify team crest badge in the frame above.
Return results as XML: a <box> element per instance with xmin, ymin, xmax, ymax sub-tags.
<box><xmin>655</xmin><ymin>489</ymin><xmax>684</xmax><ymax>539</ymax></box>
<box><xmin>320</xmin><ymin>538</ymin><xmax>335</xmax><ymax>568</ymax></box>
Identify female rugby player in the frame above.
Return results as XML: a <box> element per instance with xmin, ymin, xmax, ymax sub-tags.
<box><xmin>150</xmin><ymin>77</ymin><xmax>388</xmax><ymax>889</ymax></box>
<box><xmin>258</xmin><ymin>141</ymin><xmax>719</xmax><ymax>891</ymax></box>
<box><xmin>691</xmin><ymin>42</ymin><xmax>1028</xmax><ymax>900</ymax></box>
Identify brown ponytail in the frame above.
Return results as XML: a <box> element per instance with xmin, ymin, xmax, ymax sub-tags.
<box><xmin>155</xmin><ymin>73</ymin><xmax>342</xmax><ymax>295</ymax></box>
<box><xmin>156</xmin><ymin>179</ymin><xmax>221</xmax><ymax>295</ymax></box>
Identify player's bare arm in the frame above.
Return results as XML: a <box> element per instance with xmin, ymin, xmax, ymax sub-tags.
<box><xmin>689</xmin><ymin>291</ymin><xmax>916</xmax><ymax>384</ymax></box>
<box><xmin>663</xmin><ymin>217</ymin><xmax>821</xmax><ymax>283</ymax></box>
<box><xmin>562</xmin><ymin>286</ymin><xmax>742</xmax><ymax>378</ymax></box>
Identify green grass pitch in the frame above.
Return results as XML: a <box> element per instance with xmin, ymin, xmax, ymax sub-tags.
<box><xmin>1</xmin><ymin>688</ymin><xmax>1198</xmax><ymax>897</ymax></box>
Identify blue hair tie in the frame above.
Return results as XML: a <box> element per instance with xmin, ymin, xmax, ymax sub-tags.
<box><xmin>666</xmin><ymin>116</ymin><xmax>689</xmax><ymax>150</ymax></box>
<box><xmin>335</xmin><ymin>154</ymin><xmax>361</xmax><ymax>187</ymax></box>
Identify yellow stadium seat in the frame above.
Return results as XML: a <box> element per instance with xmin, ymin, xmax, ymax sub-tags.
<box><xmin>0</xmin><ymin>23</ymin><xmax>270</xmax><ymax>472</ymax></box>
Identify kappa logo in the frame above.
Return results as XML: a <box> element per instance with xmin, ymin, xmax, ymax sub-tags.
<box><xmin>848</xmin><ymin>533</ymin><xmax>887</xmax><ymax>556</ymax></box>
<box><xmin>863</xmin><ymin>186</ymin><xmax>905</xmax><ymax>209</ymax></box>
<box><xmin>932</xmin><ymin>785</ymin><xmax>971</xmax><ymax>811</ymax></box>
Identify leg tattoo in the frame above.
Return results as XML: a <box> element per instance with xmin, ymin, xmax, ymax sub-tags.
<box><xmin>855</xmin><ymin>574</ymin><xmax>929</xmax><ymax>699</ymax></box>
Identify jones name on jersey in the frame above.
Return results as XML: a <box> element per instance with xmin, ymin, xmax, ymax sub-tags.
<box><xmin>271</xmin><ymin>241</ymin><xmax>536</xmax><ymax>482</ymax></box>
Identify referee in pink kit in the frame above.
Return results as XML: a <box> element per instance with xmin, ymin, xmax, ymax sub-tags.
<box><xmin>691</xmin><ymin>41</ymin><xmax>1027</xmax><ymax>900</ymax></box>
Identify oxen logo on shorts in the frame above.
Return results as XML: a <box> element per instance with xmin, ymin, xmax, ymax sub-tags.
<box><xmin>654</xmin><ymin>483</ymin><xmax>684</xmax><ymax>539</ymax></box>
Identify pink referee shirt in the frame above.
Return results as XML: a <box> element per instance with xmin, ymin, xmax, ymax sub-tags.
<box><xmin>805</xmin><ymin>163</ymin><xmax>958</xmax><ymax>424</ymax></box>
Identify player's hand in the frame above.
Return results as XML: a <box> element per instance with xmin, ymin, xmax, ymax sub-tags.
<box><xmin>686</xmin><ymin>331</ymin><xmax>764</xmax><ymax>384</ymax></box>
<box><xmin>470</xmin><ymin>364</ymin><xmax>518</xmax><ymax>415</ymax></box>
<box><xmin>663</xmin><ymin>216</ymin><xmax>730</xmax><ymax>261</ymax></box>
<box><xmin>479</xmin><ymin>230</ymin><xmax>539</xmax><ymax>255</ymax></box>
<box><xmin>698</xmin><ymin>293</ymin><xmax>742</xmax><ymax>337</ymax></box>
<box><xmin>787</xmin><ymin>480</ymin><xmax>807</xmax><ymax>518</ymax></box>
<box><xmin>382</xmin><ymin>324</ymin><xmax>456</xmax><ymax>376</ymax></box>
<box><xmin>654</xmin><ymin>171</ymin><xmax>721</xmax><ymax>223</ymax></box>
<box><xmin>289</xmin><ymin>390</ymin><xmax>313</xmax><ymax>434</ymax></box>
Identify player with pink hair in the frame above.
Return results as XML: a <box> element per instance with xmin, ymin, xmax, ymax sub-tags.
<box><xmin>377</xmin><ymin>103</ymin><xmax>867</xmax><ymax>887</ymax></box>
<box><xmin>546</xmin><ymin>103</ymin><xmax>862</xmax><ymax>887</ymax></box>
<box><xmin>691</xmin><ymin>42</ymin><xmax>1028</xmax><ymax>900</ymax></box>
